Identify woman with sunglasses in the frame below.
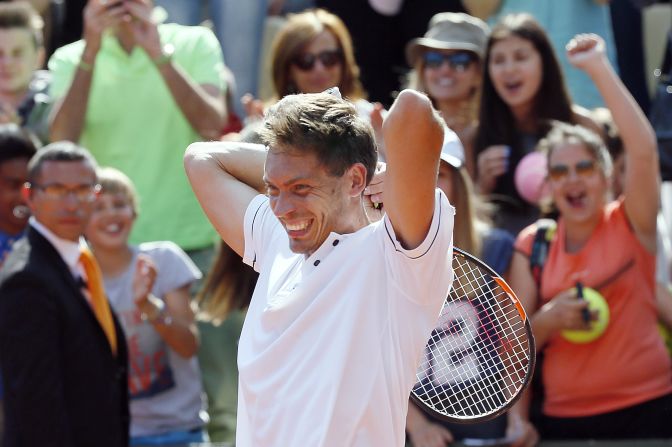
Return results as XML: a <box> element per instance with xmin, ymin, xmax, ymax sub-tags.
<box><xmin>242</xmin><ymin>9</ymin><xmax>371</xmax><ymax>125</ymax></box>
<box><xmin>405</xmin><ymin>12</ymin><xmax>490</xmax><ymax>177</ymax></box>
<box><xmin>506</xmin><ymin>34</ymin><xmax>672</xmax><ymax>444</ymax></box>
<box><xmin>473</xmin><ymin>14</ymin><xmax>603</xmax><ymax>236</ymax></box>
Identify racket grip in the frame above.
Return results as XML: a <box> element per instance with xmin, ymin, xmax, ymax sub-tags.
<box><xmin>576</xmin><ymin>282</ymin><xmax>591</xmax><ymax>323</ymax></box>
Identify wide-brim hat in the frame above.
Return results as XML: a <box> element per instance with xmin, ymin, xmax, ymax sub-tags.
<box><xmin>406</xmin><ymin>12</ymin><xmax>490</xmax><ymax>66</ymax></box>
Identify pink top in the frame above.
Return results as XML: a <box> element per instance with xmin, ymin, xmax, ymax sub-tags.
<box><xmin>516</xmin><ymin>200</ymin><xmax>672</xmax><ymax>417</ymax></box>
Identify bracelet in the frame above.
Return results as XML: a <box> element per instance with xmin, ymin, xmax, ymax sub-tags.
<box><xmin>78</xmin><ymin>58</ymin><xmax>94</xmax><ymax>72</ymax></box>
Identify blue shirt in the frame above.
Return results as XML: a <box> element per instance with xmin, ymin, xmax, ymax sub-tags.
<box><xmin>0</xmin><ymin>229</ymin><xmax>25</xmax><ymax>269</ymax></box>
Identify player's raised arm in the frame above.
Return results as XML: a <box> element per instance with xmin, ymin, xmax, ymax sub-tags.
<box><xmin>382</xmin><ymin>89</ymin><xmax>445</xmax><ymax>249</ymax></box>
<box><xmin>184</xmin><ymin>141</ymin><xmax>267</xmax><ymax>257</ymax></box>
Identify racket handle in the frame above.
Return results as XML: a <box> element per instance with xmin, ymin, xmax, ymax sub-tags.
<box><xmin>576</xmin><ymin>282</ymin><xmax>591</xmax><ymax>323</ymax></box>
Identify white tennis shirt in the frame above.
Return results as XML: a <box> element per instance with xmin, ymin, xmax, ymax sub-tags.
<box><xmin>237</xmin><ymin>189</ymin><xmax>455</xmax><ymax>446</ymax></box>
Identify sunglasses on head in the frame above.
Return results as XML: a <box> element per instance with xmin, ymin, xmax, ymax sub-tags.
<box><xmin>548</xmin><ymin>159</ymin><xmax>597</xmax><ymax>182</ymax></box>
<box><xmin>292</xmin><ymin>49</ymin><xmax>343</xmax><ymax>71</ymax></box>
<box><xmin>423</xmin><ymin>51</ymin><xmax>476</xmax><ymax>71</ymax></box>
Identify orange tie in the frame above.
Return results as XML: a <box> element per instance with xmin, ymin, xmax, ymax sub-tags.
<box><xmin>79</xmin><ymin>247</ymin><xmax>118</xmax><ymax>355</ymax></box>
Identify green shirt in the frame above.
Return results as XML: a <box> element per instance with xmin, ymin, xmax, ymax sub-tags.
<box><xmin>49</xmin><ymin>24</ymin><xmax>225</xmax><ymax>249</ymax></box>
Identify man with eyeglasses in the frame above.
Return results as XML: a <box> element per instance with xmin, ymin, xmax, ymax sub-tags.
<box><xmin>0</xmin><ymin>142</ymin><xmax>129</xmax><ymax>447</ymax></box>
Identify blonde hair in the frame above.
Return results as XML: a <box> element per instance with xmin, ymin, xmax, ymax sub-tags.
<box><xmin>96</xmin><ymin>166</ymin><xmax>139</xmax><ymax>214</ymax></box>
<box><xmin>270</xmin><ymin>8</ymin><xmax>365</xmax><ymax>100</ymax></box>
<box><xmin>447</xmin><ymin>164</ymin><xmax>483</xmax><ymax>256</ymax></box>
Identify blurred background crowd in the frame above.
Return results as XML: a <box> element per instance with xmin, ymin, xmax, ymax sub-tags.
<box><xmin>1</xmin><ymin>0</ymin><xmax>672</xmax><ymax>445</ymax></box>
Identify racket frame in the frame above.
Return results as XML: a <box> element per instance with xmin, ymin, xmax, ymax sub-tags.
<box><xmin>410</xmin><ymin>247</ymin><xmax>536</xmax><ymax>424</ymax></box>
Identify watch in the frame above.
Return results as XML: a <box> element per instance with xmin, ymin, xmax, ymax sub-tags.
<box><xmin>153</xmin><ymin>43</ymin><xmax>175</xmax><ymax>66</ymax></box>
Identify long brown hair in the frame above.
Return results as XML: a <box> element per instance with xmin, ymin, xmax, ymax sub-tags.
<box><xmin>270</xmin><ymin>8</ymin><xmax>365</xmax><ymax>100</ymax></box>
<box><xmin>446</xmin><ymin>163</ymin><xmax>489</xmax><ymax>257</ymax></box>
<box><xmin>195</xmin><ymin>241</ymin><xmax>258</xmax><ymax>324</ymax></box>
<box><xmin>474</xmin><ymin>13</ymin><xmax>573</xmax><ymax>158</ymax></box>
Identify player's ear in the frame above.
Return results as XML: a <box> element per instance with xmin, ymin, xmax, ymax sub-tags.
<box><xmin>346</xmin><ymin>163</ymin><xmax>367</xmax><ymax>197</ymax></box>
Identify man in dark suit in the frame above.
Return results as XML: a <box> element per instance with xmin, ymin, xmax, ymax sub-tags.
<box><xmin>0</xmin><ymin>142</ymin><xmax>129</xmax><ymax>446</ymax></box>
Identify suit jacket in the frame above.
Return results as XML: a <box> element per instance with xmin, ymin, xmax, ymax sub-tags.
<box><xmin>0</xmin><ymin>227</ymin><xmax>129</xmax><ymax>447</ymax></box>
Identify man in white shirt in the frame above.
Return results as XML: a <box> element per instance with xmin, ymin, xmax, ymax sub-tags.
<box><xmin>184</xmin><ymin>88</ymin><xmax>455</xmax><ymax>446</ymax></box>
<box><xmin>0</xmin><ymin>142</ymin><xmax>129</xmax><ymax>447</ymax></box>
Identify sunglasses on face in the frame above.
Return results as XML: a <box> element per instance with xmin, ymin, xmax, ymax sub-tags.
<box><xmin>292</xmin><ymin>49</ymin><xmax>343</xmax><ymax>71</ymax></box>
<box><xmin>548</xmin><ymin>159</ymin><xmax>597</xmax><ymax>182</ymax></box>
<box><xmin>423</xmin><ymin>51</ymin><xmax>476</xmax><ymax>71</ymax></box>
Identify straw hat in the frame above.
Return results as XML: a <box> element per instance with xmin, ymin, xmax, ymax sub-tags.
<box><xmin>405</xmin><ymin>12</ymin><xmax>490</xmax><ymax>66</ymax></box>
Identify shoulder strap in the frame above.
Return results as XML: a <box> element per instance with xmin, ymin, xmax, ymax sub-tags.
<box><xmin>529</xmin><ymin>218</ymin><xmax>556</xmax><ymax>289</ymax></box>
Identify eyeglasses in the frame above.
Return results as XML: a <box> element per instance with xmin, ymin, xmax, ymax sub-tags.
<box><xmin>423</xmin><ymin>51</ymin><xmax>476</xmax><ymax>72</ymax></box>
<box><xmin>548</xmin><ymin>159</ymin><xmax>597</xmax><ymax>182</ymax></box>
<box><xmin>292</xmin><ymin>49</ymin><xmax>343</xmax><ymax>71</ymax></box>
<box><xmin>30</xmin><ymin>183</ymin><xmax>102</xmax><ymax>202</ymax></box>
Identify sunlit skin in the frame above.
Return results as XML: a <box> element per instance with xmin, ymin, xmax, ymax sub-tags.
<box><xmin>264</xmin><ymin>146</ymin><xmax>366</xmax><ymax>257</ymax></box>
<box><xmin>548</xmin><ymin>142</ymin><xmax>608</xmax><ymax>229</ymax></box>
<box><xmin>24</xmin><ymin>160</ymin><xmax>98</xmax><ymax>242</ymax></box>
<box><xmin>85</xmin><ymin>192</ymin><xmax>135</xmax><ymax>251</ymax></box>
<box><xmin>0</xmin><ymin>158</ymin><xmax>30</xmax><ymax>235</ymax></box>
<box><xmin>0</xmin><ymin>28</ymin><xmax>43</xmax><ymax>103</ymax></box>
<box><xmin>488</xmin><ymin>35</ymin><xmax>543</xmax><ymax>121</ymax></box>
<box><xmin>422</xmin><ymin>50</ymin><xmax>480</xmax><ymax>107</ymax></box>
<box><xmin>289</xmin><ymin>30</ymin><xmax>343</xmax><ymax>94</ymax></box>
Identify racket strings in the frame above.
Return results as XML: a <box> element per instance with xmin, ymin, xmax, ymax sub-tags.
<box><xmin>413</xmin><ymin>253</ymin><xmax>532</xmax><ymax>420</ymax></box>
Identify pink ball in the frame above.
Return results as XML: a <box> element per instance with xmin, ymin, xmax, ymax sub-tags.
<box><xmin>515</xmin><ymin>151</ymin><xmax>548</xmax><ymax>204</ymax></box>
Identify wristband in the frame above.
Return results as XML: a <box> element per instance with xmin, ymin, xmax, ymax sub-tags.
<box><xmin>78</xmin><ymin>59</ymin><xmax>94</xmax><ymax>72</ymax></box>
<box><xmin>153</xmin><ymin>43</ymin><xmax>175</xmax><ymax>66</ymax></box>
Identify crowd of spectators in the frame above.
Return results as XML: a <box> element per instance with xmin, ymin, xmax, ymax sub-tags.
<box><xmin>0</xmin><ymin>0</ymin><xmax>671</xmax><ymax>445</ymax></box>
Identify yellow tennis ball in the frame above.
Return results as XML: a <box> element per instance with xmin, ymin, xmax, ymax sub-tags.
<box><xmin>659</xmin><ymin>324</ymin><xmax>672</xmax><ymax>356</ymax></box>
<box><xmin>562</xmin><ymin>287</ymin><xmax>610</xmax><ymax>344</ymax></box>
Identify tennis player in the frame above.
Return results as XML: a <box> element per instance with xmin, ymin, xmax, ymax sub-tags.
<box><xmin>184</xmin><ymin>88</ymin><xmax>455</xmax><ymax>446</ymax></box>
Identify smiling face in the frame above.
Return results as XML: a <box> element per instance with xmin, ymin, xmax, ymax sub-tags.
<box><xmin>289</xmin><ymin>30</ymin><xmax>343</xmax><ymax>94</ymax></box>
<box><xmin>264</xmin><ymin>146</ymin><xmax>360</xmax><ymax>256</ymax></box>
<box><xmin>548</xmin><ymin>142</ymin><xmax>608</xmax><ymax>225</ymax></box>
<box><xmin>488</xmin><ymin>35</ymin><xmax>542</xmax><ymax>114</ymax></box>
<box><xmin>85</xmin><ymin>191</ymin><xmax>135</xmax><ymax>251</ymax></box>
<box><xmin>422</xmin><ymin>50</ymin><xmax>480</xmax><ymax>106</ymax></box>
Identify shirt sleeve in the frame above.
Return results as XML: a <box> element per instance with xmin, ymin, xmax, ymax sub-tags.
<box><xmin>381</xmin><ymin>189</ymin><xmax>456</xmax><ymax>305</ymax></box>
<box><xmin>243</xmin><ymin>194</ymin><xmax>283</xmax><ymax>272</ymax></box>
<box><xmin>514</xmin><ymin>224</ymin><xmax>538</xmax><ymax>258</ymax></box>
<box><xmin>47</xmin><ymin>42</ymin><xmax>84</xmax><ymax>100</ymax></box>
<box><xmin>176</xmin><ymin>25</ymin><xmax>226</xmax><ymax>89</ymax></box>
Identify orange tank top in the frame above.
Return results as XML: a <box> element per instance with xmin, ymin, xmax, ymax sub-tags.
<box><xmin>515</xmin><ymin>200</ymin><xmax>672</xmax><ymax>417</ymax></box>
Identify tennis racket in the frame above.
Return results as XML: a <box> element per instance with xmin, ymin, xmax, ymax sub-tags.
<box><xmin>411</xmin><ymin>247</ymin><xmax>536</xmax><ymax>423</ymax></box>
